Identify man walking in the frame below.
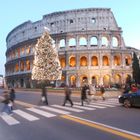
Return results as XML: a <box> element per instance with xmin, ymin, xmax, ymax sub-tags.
<box><xmin>62</xmin><ymin>85</ymin><xmax>73</xmax><ymax>107</ymax></box>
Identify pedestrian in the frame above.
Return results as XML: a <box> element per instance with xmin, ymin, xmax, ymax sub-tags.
<box><xmin>62</xmin><ymin>85</ymin><xmax>73</xmax><ymax>107</ymax></box>
<box><xmin>9</xmin><ymin>88</ymin><xmax>16</xmax><ymax>110</ymax></box>
<box><xmin>81</xmin><ymin>84</ymin><xmax>89</xmax><ymax>106</ymax></box>
<box><xmin>88</xmin><ymin>84</ymin><xmax>97</xmax><ymax>102</ymax></box>
<box><xmin>100</xmin><ymin>85</ymin><xmax>105</xmax><ymax>100</ymax></box>
<box><xmin>41</xmin><ymin>86</ymin><xmax>48</xmax><ymax>105</ymax></box>
<box><xmin>1</xmin><ymin>91</ymin><xmax>12</xmax><ymax>115</ymax></box>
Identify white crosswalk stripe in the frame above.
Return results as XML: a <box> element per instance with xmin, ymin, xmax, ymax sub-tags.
<box><xmin>74</xmin><ymin>102</ymin><xmax>106</xmax><ymax>109</ymax></box>
<box><xmin>27</xmin><ymin>108</ymin><xmax>56</xmax><ymax>118</ymax></box>
<box><xmin>0</xmin><ymin>99</ymin><xmax>119</xmax><ymax>126</ymax></box>
<box><xmin>1</xmin><ymin>114</ymin><xmax>20</xmax><ymax>125</ymax></box>
<box><xmin>40</xmin><ymin>106</ymin><xmax>70</xmax><ymax>115</ymax></box>
<box><xmin>73</xmin><ymin>105</ymin><xmax>96</xmax><ymax>110</ymax></box>
<box><xmin>13</xmin><ymin>109</ymin><xmax>40</xmax><ymax>121</ymax></box>
<box><xmin>51</xmin><ymin>105</ymin><xmax>83</xmax><ymax>112</ymax></box>
<box><xmin>90</xmin><ymin>102</ymin><xmax>115</xmax><ymax>107</ymax></box>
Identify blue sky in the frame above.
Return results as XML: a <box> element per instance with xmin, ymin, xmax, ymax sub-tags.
<box><xmin>1</xmin><ymin>0</ymin><xmax>140</xmax><ymax>76</ymax></box>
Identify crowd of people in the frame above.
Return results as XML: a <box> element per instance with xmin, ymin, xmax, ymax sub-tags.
<box><xmin>0</xmin><ymin>84</ymin><xmax>106</xmax><ymax>115</ymax></box>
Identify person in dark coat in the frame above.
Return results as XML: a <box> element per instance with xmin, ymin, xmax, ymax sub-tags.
<box><xmin>81</xmin><ymin>84</ymin><xmax>89</xmax><ymax>106</ymax></box>
<box><xmin>41</xmin><ymin>86</ymin><xmax>48</xmax><ymax>105</ymax></box>
<box><xmin>62</xmin><ymin>85</ymin><xmax>73</xmax><ymax>107</ymax></box>
<box><xmin>9</xmin><ymin>88</ymin><xmax>16</xmax><ymax>110</ymax></box>
<box><xmin>100</xmin><ymin>86</ymin><xmax>105</xmax><ymax>100</ymax></box>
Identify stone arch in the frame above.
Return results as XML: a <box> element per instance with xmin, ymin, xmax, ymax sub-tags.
<box><xmin>80</xmin><ymin>75</ymin><xmax>88</xmax><ymax>85</ymax></box>
<box><xmin>68</xmin><ymin>38</ymin><xmax>76</xmax><ymax>48</ymax></box>
<box><xmin>112</xmin><ymin>37</ymin><xmax>119</xmax><ymax>47</ymax></box>
<box><xmin>90</xmin><ymin>36</ymin><xmax>97</xmax><ymax>47</ymax></box>
<box><xmin>125</xmin><ymin>55</ymin><xmax>132</xmax><ymax>66</ymax></box>
<box><xmin>91</xmin><ymin>56</ymin><xmax>98</xmax><ymax>66</ymax></box>
<box><xmin>26</xmin><ymin>60</ymin><xmax>30</xmax><ymax>70</ymax></box>
<box><xmin>60</xmin><ymin>57</ymin><xmax>66</xmax><ymax>68</ymax></box>
<box><xmin>80</xmin><ymin>56</ymin><xmax>88</xmax><ymax>66</ymax></box>
<box><xmin>79</xmin><ymin>37</ymin><xmax>87</xmax><ymax>46</ymax></box>
<box><xmin>103</xmin><ymin>74</ymin><xmax>110</xmax><ymax>86</ymax></box>
<box><xmin>15</xmin><ymin>63</ymin><xmax>19</xmax><ymax>72</ymax></box>
<box><xmin>114</xmin><ymin>74</ymin><xmax>121</xmax><ymax>84</ymax></box>
<box><xmin>59</xmin><ymin>39</ymin><xmax>65</xmax><ymax>48</ymax></box>
<box><xmin>103</xmin><ymin>56</ymin><xmax>109</xmax><ymax>66</ymax></box>
<box><xmin>101</xmin><ymin>36</ymin><xmax>108</xmax><ymax>47</ymax></box>
<box><xmin>114</xmin><ymin>55</ymin><xmax>121</xmax><ymax>66</ymax></box>
<box><xmin>69</xmin><ymin>56</ymin><xmax>76</xmax><ymax>67</ymax></box>
<box><xmin>69</xmin><ymin>75</ymin><xmax>76</xmax><ymax>87</ymax></box>
<box><xmin>20</xmin><ymin>61</ymin><xmax>24</xmax><ymax>71</ymax></box>
<box><xmin>91</xmin><ymin>75</ymin><xmax>99</xmax><ymax>85</ymax></box>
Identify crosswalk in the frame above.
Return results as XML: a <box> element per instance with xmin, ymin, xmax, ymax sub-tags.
<box><xmin>0</xmin><ymin>98</ymin><xmax>119</xmax><ymax>126</ymax></box>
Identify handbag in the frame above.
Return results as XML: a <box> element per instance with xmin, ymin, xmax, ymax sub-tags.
<box><xmin>8</xmin><ymin>101</ymin><xmax>13</xmax><ymax>107</ymax></box>
<box><xmin>41</xmin><ymin>96</ymin><xmax>45</xmax><ymax>102</ymax></box>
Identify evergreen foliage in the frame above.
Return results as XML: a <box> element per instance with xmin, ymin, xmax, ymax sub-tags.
<box><xmin>132</xmin><ymin>52</ymin><xmax>140</xmax><ymax>84</ymax></box>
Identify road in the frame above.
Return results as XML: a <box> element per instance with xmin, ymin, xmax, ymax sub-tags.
<box><xmin>0</xmin><ymin>89</ymin><xmax>140</xmax><ymax>140</ymax></box>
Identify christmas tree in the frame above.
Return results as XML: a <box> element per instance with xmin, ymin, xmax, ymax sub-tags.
<box><xmin>32</xmin><ymin>31</ymin><xmax>62</xmax><ymax>82</ymax></box>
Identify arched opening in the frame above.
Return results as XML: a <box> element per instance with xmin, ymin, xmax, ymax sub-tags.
<box><xmin>69</xmin><ymin>56</ymin><xmax>76</xmax><ymax>67</ymax></box>
<box><xmin>91</xmin><ymin>76</ymin><xmax>98</xmax><ymax>85</ymax></box>
<box><xmin>114</xmin><ymin>74</ymin><xmax>121</xmax><ymax>84</ymax></box>
<box><xmin>101</xmin><ymin>37</ymin><xmax>108</xmax><ymax>47</ymax></box>
<box><xmin>103</xmin><ymin>75</ymin><xmax>110</xmax><ymax>86</ymax></box>
<box><xmin>114</xmin><ymin>56</ymin><xmax>121</xmax><ymax>66</ymax></box>
<box><xmin>112</xmin><ymin>37</ymin><xmax>119</xmax><ymax>47</ymax></box>
<box><xmin>79</xmin><ymin>37</ymin><xmax>87</xmax><ymax>47</ymax></box>
<box><xmin>80</xmin><ymin>56</ymin><xmax>87</xmax><ymax>66</ymax></box>
<box><xmin>91</xmin><ymin>56</ymin><xmax>98</xmax><ymax>66</ymax></box>
<box><xmin>60</xmin><ymin>57</ymin><xmax>66</xmax><ymax>68</ymax></box>
<box><xmin>69</xmin><ymin>38</ymin><xmax>76</xmax><ymax>48</ymax></box>
<box><xmin>59</xmin><ymin>39</ymin><xmax>65</xmax><ymax>48</ymax></box>
<box><xmin>26</xmin><ymin>60</ymin><xmax>30</xmax><ymax>70</ymax></box>
<box><xmin>70</xmin><ymin>75</ymin><xmax>76</xmax><ymax>87</ymax></box>
<box><xmin>90</xmin><ymin>37</ymin><xmax>97</xmax><ymax>47</ymax></box>
<box><xmin>125</xmin><ymin>55</ymin><xmax>131</xmax><ymax>66</ymax></box>
<box><xmin>103</xmin><ymin>56</ymin><xmax>109</xmax><ymax>66</ymax></box>
<box><xmin>20</xmin><ymin>61</ymin><xmax>24</xmax><ymax>71</ymax></box>
<box><xmin>81</xmin><ymin>76</ymin><xmax>88</xmax><ymax>85</ymax></box>
<box><xmin>20</xmin><ymin>79</ymin><xmax>24</xmax><ymax>87</ymax></box>
<box><xmin>15</xmin><ymin>63</ymin><xmax>19</xmax><ymax>72</ymax></box>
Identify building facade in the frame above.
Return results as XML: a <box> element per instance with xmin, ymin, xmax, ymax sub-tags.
<box><xmin>5</xmin><ymin>8</ymin><xmax>140</xmax><ymax>88</ymax></box>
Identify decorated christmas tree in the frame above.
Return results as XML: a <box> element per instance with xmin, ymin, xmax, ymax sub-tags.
<box><xmin>32</xmin><ymin>31</ymin><xmax>62</xmax><ymax>83</ymax></box>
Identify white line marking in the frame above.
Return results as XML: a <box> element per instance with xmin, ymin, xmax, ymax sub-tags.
<box><xmin>51</xmin><ymin>105</ymin><xmax>83</xmax><ymax>112</ymax></box>
<box><xmin>1</xmin><ymin>114</ymin><xmax>20</xmax><ymax>125</ymax></box>
<box><xmin>13</xmin><ymin>109</ymin><xmax>39</xmax><ymax>121</ymax></box>
<box><xmin>27</xmin><ymin>108</ymin><xmax>56</xmax><ymax>118</ymax></box>
<box><xmin>74</xmin><ymin>102</ymin><xmax>106</xmax><ymax>109</ymax></box>
<box><xmin>73</xmin><ymin>105</ymin><xmax>96</xmax><ymax>110</ymax></box>
<box><xmin>90</xmin><ymin>102</ymin><xmax>115</xmax><ymax>107</ymax></box>
<box><xmin>40</xmin><ymin>106</ymin><xmax>70</xmax><ymax>115</ymax></box>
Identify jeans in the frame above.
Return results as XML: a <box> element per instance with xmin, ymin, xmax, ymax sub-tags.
<box><xmin>1</xmin><ymin>104</ymin><xmax>12</xmax><ymax>114</ymax></box>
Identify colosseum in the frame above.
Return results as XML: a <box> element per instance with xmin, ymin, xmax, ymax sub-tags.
<box><xmin>5</xmin><ymin>8</ymin><xmax>140</xmax><ymax>88</ymax></box>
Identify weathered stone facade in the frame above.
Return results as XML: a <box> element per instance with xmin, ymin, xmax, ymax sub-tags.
<box><xmin>5</xmin><ymin>8</ymin><xmax>140</xmax><ymax>88</ymax></box>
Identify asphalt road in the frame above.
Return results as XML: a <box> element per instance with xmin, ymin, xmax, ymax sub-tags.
<box><xmin>0</xmin><ymin>89</ymin><xmax>140</xmax><ymax>140</ymax></box>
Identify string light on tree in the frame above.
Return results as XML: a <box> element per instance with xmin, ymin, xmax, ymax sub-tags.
<box><xmin>32</xmin><ymin>30</ymin><xmax>62</xmax><ymax>81</ymax></box>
